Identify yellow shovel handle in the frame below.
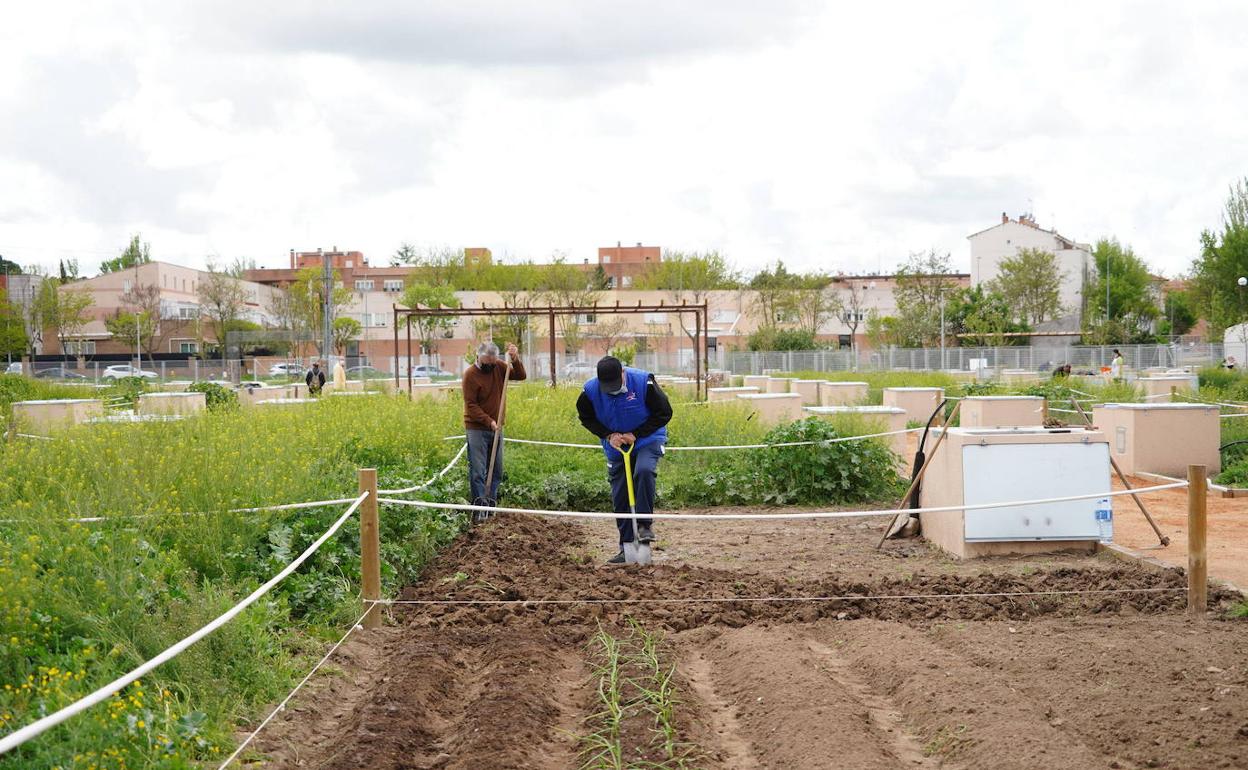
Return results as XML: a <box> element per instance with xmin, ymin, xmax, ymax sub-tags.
<box><xmin>620</xmin><ymin>442</ymin><xmax>637</xmax><ymax>509</ymax></box>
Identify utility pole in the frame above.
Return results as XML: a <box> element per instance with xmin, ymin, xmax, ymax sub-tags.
<box><xmin>133</xmin><ymin>257</ymin><xmax>141</xmax><ymax>371</ymax></box>
<box><xmin>321</xmin><ymin>249</ymin><xmax>333</xmax><ymax>368</ymax></box>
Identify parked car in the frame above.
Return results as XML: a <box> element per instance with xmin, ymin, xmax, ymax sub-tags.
<box><xmin>562</xmin><ymin>361</ymin><xmax>596</xmax><ymax>379</ymax></box>
<box><xmin>102</xmin><ymin>364</ymin><xmax>158</xmax><ymax>380</ymax></box>
<box><xmin>269</xmin><ymin>362</ymin><xmax>305</xmax><ymax>377</ymax></box>
<box><xmin>4</xmin><ymin>362</ymin><xmax>21</xmax><ymax>375</ymax></box>
<box><xmin>409</xmin><ymin>364</ymin><xmax>455</xmax><ymax>378</ymax></box>
<box><xmin>33</xmin><ymin>367</ymin><xmax>87</xmax><ymax>380</ymax></box>
<box><xmin>346</xmin><ymin>365</ymin><xmax>386</xmax><ymax>379</ymax></box>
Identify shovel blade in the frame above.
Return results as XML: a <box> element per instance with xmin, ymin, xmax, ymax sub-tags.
<box><xmin>622</xmin><ymin>541</ymin><xmax>653</xmax><ymax>566</ymax></box>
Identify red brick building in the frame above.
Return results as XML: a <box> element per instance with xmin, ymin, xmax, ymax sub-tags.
<box><xmin>597</xmin><ymin>242</ymin><xmax>660</xmax><ymax>289</ymax></box>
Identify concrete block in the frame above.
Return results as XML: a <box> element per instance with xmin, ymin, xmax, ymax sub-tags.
<box><xmin>818</xmin><ymin>381</ymin><xmax>868</xmax><ymax>406</ymax></box>
<box><xmin>1138</xmin><ymin>375</ymin><xmax>1198</xmax><ymax>401</ymax></box>
<box><xmin>10</xmin><ymin>399</ymin><xmax>104</xmax><ymax>434</ymax></box>
<box><xmin>137</xmin><ymin>392</ymin><xmax>207</xmax><ymax>416</ymax></box>
<box><xmin>804</xmin><ymin>405</ymin><xmax>908</xmax><ymax>459</ymax></box>
<box><xmin>742</xmin><ymin>375</ymin><xmax>769</xmax><ymax>389</ymax></box>
<box><xmin>960</xmin><ymin>395</ymin><xmax>1045</xmax><ymax>428</ymax></box>
<box><xmin>765</xmin><ymin>377</ymin><xmax>796</xmax><ymax>394</ymax></box>
<box><xmin>1091</xmin><ymin>403</ymin><xmax>1219</xmax><ymax>477</ymax></box>
<box><xmin>708</xmin><ymin>386</ymin><xmax>761</xmax><ymax>402</ymax></box>
<box><xmin>735</xmin><ymin>392</ymin><xmax>803</xmax><ymax>424</ymax></box>
<box><xmin>789</xmin><ymin>379</ymin><xmax>823</xmax><ymax>405</ymax></box>
<box><xmin>882</xmin><ymin>387</ymin><xmax>944</xmax><ymax>424</ymax></box>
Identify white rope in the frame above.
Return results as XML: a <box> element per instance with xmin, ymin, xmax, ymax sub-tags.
<box><xmin>2</xmin><ymin>432</ymin><xmax>54</xmax><ymax>441</ymax></box>
<box><xmin>378</xmin><ymin>443</ymin><xmax>468</xmax><ymax>495</ymax></box>
<box><xmin>1047</xmin><ymin>407</ymin><xmax>1082</xmax><ymax>414</ymax></box>
<box><xmin>440</xmin><ymin>427</ymin><xmax>923</xmax><ymax>452</ymax></box>
<box><xmin>377</xmin><ymin>480</ymin><xmax>1187</xmax><ymax>521</ymax></box>
<box><xmin>217</xmin><ymin>607</ymin><xmax>371</xmax><ymax>769</ymax></box>
<box><xmin>1220</xmin><ymin>413</ymin><xmax>1248</xmax><ymax>419</ymax></box>
<box><xmin>371</xmin><ymin>586</ymin><xmax>1186</xmax><ymax>606</ymax></box>
<box><xmin>1176</xmin><ymin>394</ymin><xmax>1248</xmax><ymax>410</ymax></box>
<box><xmin>0</xmin><ymin>497</ymin><xmax>364</xmax><ymax>525</ymax></box>
<box><xmin>0</xmin><ymin>492</ymin><xmax>370</xmax><ymax>756</ymax></box>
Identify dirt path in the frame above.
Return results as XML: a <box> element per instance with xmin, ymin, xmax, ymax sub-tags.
<box><xmin>253</xmin><ymin>513</ymin><xmax>1247</xmax><ymax>769</ymax></box>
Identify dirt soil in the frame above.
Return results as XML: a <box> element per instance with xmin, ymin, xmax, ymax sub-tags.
<box><xmin>253</xmin><ymin>513</ymin><xmax>1248</xmax><ymax>770</ymax></box>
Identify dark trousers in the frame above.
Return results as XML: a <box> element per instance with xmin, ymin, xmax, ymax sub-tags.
<box><xmin>607</xmin><ymin>441</ymin><xmax>663</xmax><ymax>545</ymax></box>
<box><xmin>466</xmin><ymin>428</ymin><xmax>503</xmax><ymax>503</ymax></box>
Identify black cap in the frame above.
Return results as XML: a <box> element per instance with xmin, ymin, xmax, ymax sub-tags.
<box><xmin>596</xmin><ymin>356</ymin><xmax>624</xmax><ymax>392</ymax></box>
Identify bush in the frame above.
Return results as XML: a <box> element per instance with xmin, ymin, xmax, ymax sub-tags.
<box><xmin>753</xmin><ymin>417</ymin><xmax>902</xmax><ymax>505</ymax></box>
<box><xmin>107</xmin><ymin>376</ymin><xmax>151</xmax><ymax>409</ymax></box>
<box><xmin>747</xmin><ymin>327</ymin><xmax>817</xmax><ymax>351</ymax></box>
<box><xmin>186</xmin><ymin>381</ymin><xmax>239</xmax><ymax>412</ymax></box>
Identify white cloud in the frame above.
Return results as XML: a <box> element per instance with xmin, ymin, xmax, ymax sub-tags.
<box><xmin>0</xmin><ymin>1</ymin><xmax>1246</xmax><ymax>278</ymax></box>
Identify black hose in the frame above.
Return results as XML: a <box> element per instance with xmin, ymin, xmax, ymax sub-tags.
<box><xmin>906</xmin><ymin>399</ymin><xmax>951</xmax><ymax>511</ymax></box>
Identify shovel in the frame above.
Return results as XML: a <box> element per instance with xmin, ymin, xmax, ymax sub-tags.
<box><xmin>619</xmin><ymin>443</ymin><xmax>653</xmax><ymax>566</ymax></box>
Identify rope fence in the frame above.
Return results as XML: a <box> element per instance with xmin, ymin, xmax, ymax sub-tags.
<box><xmin>378</xmin><ymin>480</ymin><xmax>1188</xmax><ymax>522</ymax></box>
<box><xmin>378</xmin><ymin>443</ymin><xmax>468</xmax><ymax>495</ymax></box>
<box><xmin>0</xmin><ymin>492</ymin><xmax>370</xmax><ymax>756</ymax></box>
<box><xmin>441</xmin><ymin>427</ymin><xmax>923</xmax><ymax>452</ymax></box>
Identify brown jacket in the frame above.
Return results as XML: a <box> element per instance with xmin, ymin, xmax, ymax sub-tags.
<box><xmin>462</xmin><ymin>357</ymin><xmax>527</xmax><ymax>430</ymax></box>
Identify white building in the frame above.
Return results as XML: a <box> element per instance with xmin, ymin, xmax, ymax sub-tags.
<box><xmin>968</xmin><ymin>213</ymin><xmax>1092</xmax><ymax>327</ymax></box>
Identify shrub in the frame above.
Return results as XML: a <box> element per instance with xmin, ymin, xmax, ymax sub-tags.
<box><xmin>753</xmin><ymin>417</ymin><xmax>902</xmax><ymax>505</ymax></box>
<box><xmin>186</xmin><ymin>381</ymin><xmax>239</xmax><ymax>412</ymax></box>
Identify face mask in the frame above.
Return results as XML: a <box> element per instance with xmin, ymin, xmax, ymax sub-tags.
<box><xmin>479</xmin><ymin>363</ymin><xmax>495</xmax><ymax>373</ymax></box>
<box><xmin>608</xmin><ymin>384</ymin><xmax>627</xmax><ymax>396</ymax></box>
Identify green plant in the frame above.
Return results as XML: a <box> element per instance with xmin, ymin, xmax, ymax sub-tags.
<box><xmin>754</xmin><ymin>417</ymin><xmax>902</xmax><ymax>505</ymax></box>
<box><xmin>186</xmin><ymin>381</ymin><xmax>239</xmax><ymax>413</ymax></box>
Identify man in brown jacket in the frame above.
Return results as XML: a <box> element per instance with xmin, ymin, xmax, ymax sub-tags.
<box><xmin>463</xmin><ymin>341</ymin><xmax>525</xmax><ymax>516</ymax></box>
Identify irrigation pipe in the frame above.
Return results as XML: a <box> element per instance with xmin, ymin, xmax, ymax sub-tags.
<box><xmin>377</xmin><ymin>480</ymin><xmax>1188</xmax><ymax>522</ymax></box>
<box><xmin>378</xmin><ymin>443</ymin><xmax>468</xmax><ymax>495</ymax></box>
<box><xmin>440</xmin><ymin>427</ymin><xmax>924</xmax><ymax>452</ymax></box>
<box><xmin>217</xmin><ymin>607</ymin><xmax>371</xmax><ymax>769</ymax></box>
<box><xmin>0</xmin><ymin>491</ymin><xmax>370</xmax><ymax>756</ymax></box>
<box><xmin>370</xmin><ymin>586</ymin><xmax>1187</xmax><ymax>606</ymax></box>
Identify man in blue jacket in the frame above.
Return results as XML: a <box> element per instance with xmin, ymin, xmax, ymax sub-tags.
<box><xmin>577</xmin><ymin>356</ymin><xmax>673</xmax><ymax>564</ymax></box>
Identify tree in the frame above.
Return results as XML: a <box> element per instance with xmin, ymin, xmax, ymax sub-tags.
<box><xmin>590</xmin><ymin>264</ymin><xmax>610</xmax><ymax>290</ymax></box>
<box><xmin>748</xmin><ymin>261</ymin><xmax>802</xmax><ymax>329</ymax></box>
<box><xmin>100</xmin><ymin>234</ymin><xmax>151</xmax><ymax>274</ymax></box>
<box><xmin>288</xmin><ymin>266</ymin><xmax>352</xmax><ymax>356</ymax></box>
<box><xmin>538</xmin><ymin>256</ymin><xmax>600</xmax><ymax>355</ymax></box>
<box><xmin>836</xmin><ymin>278</ymin><xmax>869</xmax><ymax>355</ymax></box>
<box><xmin>104</xmin><ymin>311</ymin><xmax>157</xmax><ymax>358</ymax></box>
<box><xmin>58</xmin><ymin>259</ymin><xmax>80</xmax><ymax>282</ymax></box>
<box><xmin>391</xmin><ymin>242</ymin><xmax>418</xmax><ymax>267</ymax></box>
<box><xmin>590</xmin><ymin>316</ymin><xmax>631</xmax><ymax>354</ymax></box>
<box><xmin>993</xmin><ymin>247</ymin><xmax>1064</xmax><ymax>325</ymax></box>
<box><xmin>198</xmin><ymin>260</ymin><xmax>250</xmax><ymax>362</ymax></box>
<box><xmin>27</xmin><ymin>273</ymin><xmax>57</xmax><ymax>357</ymax></box>
<box><xmin>0</xmin><ymin>290</ymin><xmax>28</xmax><ymax>359</ymax></box>
<box><xmin>637</xmin><ymin>250</ymin><xmax>740</xmax><ymax>357</ymax></box>
<box><xmin>945</xmin><ymin>285</ymin><xmax>1028</xmax><ymax>346</ymax></box>
<box><xmin>269</xmin><ymin>281</ymin><xmax>306</xmax><ymax>356</ymax></box>
<box><xmin>1084</xmin><ymin>238</ymin><xmax>1160</xmax><ymax>343</ymax></box>
<box><xmin>0</xmin><ymin>255</ymin><xmax>22</xmax><ymax>275</ymax></box>
<box><xmin>892</xmin><ymin>250</ymin><xmax>959</xmax><ymax>347</ymax></box>
<box><xmin>1158</xmin><ymin>289</ymin><xmax>1197</xmax><ymax>339</ymax></box>
<box><xmin>54</xmin><ymin>289</ymin><xmax>94</xmax><ymax>363</ymax></box>
<box><xmin>118</xmin><ymin>282</ymin><xmax>167</xmax><ymax>360</ymax></box>
<box><xmin>332</xmin><ymin>316</ymin><xmax>362</xmax><ymax>356</ymax></box>
<box><xmin>1190</xmin><ymin>178</ymin><xmax>1248</xmax><ymax>340</ymax></box>
<box><xmin>794</xmin><ymin>287</ymin><xmax>841</xmax><ymax>337</ymax></box>
<box><xmin>401</xmin><ymin>282</ymin><xmax>460</xmax><ymax>356</ymax></box>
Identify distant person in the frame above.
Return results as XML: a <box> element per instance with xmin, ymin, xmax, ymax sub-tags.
<box><xmin>1051</xmin><ymin>364</ymin><xmax>1070</xmax><ymax>380</ymax></box>
<box><xmin>577</xmin><ymin>356</ymin><xmax>673</xmax><ymax>565</ymax></box>
<box><xmin>1110</xmin><ymin>349</ymin><xmax>1125</xmax><ymax>381</ymax></box>
<box><xmin>306</xmin><ymin>361</ymin><xmax>326</xmax><ymax>396</ymax></box>
<box><xmin>1223</xmin><ymin>356</ymin><xmax>1237</xmax><ymax>370</ymax></box>
<box><xmin>462</xmin><ymin>341</ymin><xmax>526</xmax><ymax>517</ymax></box>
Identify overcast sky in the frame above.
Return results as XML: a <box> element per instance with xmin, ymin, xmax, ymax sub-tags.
<box><xmin>2</xmin><ymin>1</ymin><xmax>1246</xmax><ymax>278</ymax></box>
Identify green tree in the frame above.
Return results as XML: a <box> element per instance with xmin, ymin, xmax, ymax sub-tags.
<box><xmin>945</xmin><ymin>285</ymin><xmax>1029</xmax><ymax>346</ymax></box>
<box><xmin>401</xmin><ymin>282</ymin><xmax>460</xmax><ymax>355</ymax></box>
<box><xmin>332</xmin><ymin>316</ymin><xmax>362</xmax><ymax>356</ymax></box>
<box><xmin>288</xmin><ymin>266</ymin><xmax>352</xmax><ymax>356</ymax></box>
<box><xmin>1158</xmin><ymin>288</ymin><xmax>1197</xmax><ymax>339</ymax></box>
<box><xmin>103</xmin><ymin>311</ymin><xmax>157</xmax><ymax>357</ymax></box>
<box><xmin>1190</xmin><ymin>179</ymin><xmax>1248</xmax><ymax>340</ymax></box>
<box><xmin>54</xmin><ymin>289</ymin><xmax>95</xmax><ymax>362</ymax></box>
<box><xmin>198</xmin><ymin>260</ymin><xmax>251</xmax><ymax>362</ymax></box>
<box><xmin>892</xmin><ymin>250</ymin><xmax>959</xmax><ymax>347</ymax></box>
<box><xmin>0</xmin><ymin>255</ymin><xmax>22</xmax><ymax>275</ymax></box>
<box><xmin>1084</xmin><ymin>238</ymin><xmax>1160</xmax><ymax>343</ymax></box>
<box><xmin>100</xmin><ymin>234</ymin><xmax>151</xmax><ymax>274</ymax></box>
<box><xmin>993</xmin><ymin>247</ymin><xmax>1064</xmax><ymax>325</ymax></box>
<box><xmin>0</xmin><ymin>290</ymin><xmax>28</xmax><ymax>358</ymax></box>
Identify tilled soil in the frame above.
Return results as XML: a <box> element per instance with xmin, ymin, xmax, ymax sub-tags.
<box><xmin>255</xmin><ymin>513</ymin><xmax>1248</xmax><ymax>769</ymax></box>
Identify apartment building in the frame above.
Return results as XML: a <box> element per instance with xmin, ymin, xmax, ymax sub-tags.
<box><xmin>968</xmin><ymin>212</ymin><xmax>1092</xmax><ymax>327</ymax></box>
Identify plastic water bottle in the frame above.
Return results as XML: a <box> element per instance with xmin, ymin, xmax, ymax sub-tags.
<box><xmin>1095</xmin><ymin>498</ymin><xmax>1113</xmax><ymax>543</ymax></box>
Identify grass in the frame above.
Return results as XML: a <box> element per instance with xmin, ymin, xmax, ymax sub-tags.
<box><xmin>578</xmin><ymin>620</ymin><xmax>697</xmax><ymax>770</ymax></box>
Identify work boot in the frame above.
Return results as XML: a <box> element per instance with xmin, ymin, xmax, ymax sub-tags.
<box><xmin>606</xmin><ymin>550</ymin><xmax>626</xmax><ymax>565</ymax></box>
<box><xmin>637</xmin><ymin>525</ymin><xmax>655</xmax><ymax>544</ymax></box>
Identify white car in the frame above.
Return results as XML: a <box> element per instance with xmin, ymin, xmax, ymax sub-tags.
<box><xmin>562</xmin><ymin>361</ymin><xmax>597</xmax><ymax>379</ymax></box>
<box><xmin>102</xmin><ymin>364</ymin><xmax>158</xmax><ymax>380</ymax></box>
<box><xmin>269</xmin><ymin>362</ymin><xmax>305</xmax><ymax>377</ymax></box>
<box><xmin>4</xmin><ymin>362</ymin><xmax>21</xmax><ymax>375</ymax></box>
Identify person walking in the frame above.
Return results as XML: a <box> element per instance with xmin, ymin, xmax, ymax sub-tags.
<box><xmin>305</xmin><ymin>360</ymin><xmax>326</xmax><ymax>396</ymax></box>
<box><xmin>576</xmin><ymin>356</ymin><xmax>673</xmax><ymax>564</ymax></box>
<box><xmin>463</xmin><ymin>341</ymin><xmax>525</xmax><ymax>519</ymax></box>
<box><xmin>1110</xmin><ymin>349</ymin><xmax>1125</xmax><ymax>381</ymax></box>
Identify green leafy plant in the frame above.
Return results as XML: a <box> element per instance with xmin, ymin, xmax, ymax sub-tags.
<box><xmin>186</xmin><ymin>381</ymin><xmax>238</xmax><ymax>413</ymax></box>
<box><xmin>754</xmin><ymin>417</ymin><xmax>902</xmax><ymax>505</ymax></box>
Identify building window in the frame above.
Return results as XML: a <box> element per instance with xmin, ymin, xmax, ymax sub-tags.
<box><xmin>179</xmin><ymin>342</ymin><xmax>198</xmax><ymax>354</ymax></box>
<box><xmin>354</xmin><ymin>280</ymin><xmax>375</xmax><ymax>291</ymax></box>
<box><xmin>602</xmin><ymin>255</ymin><xmax>612</xmax><ymax>264</ymax></box>
<box><xmin>66</xmin><ymin>340</ymin><xmax>96</xmax><ymax>355</ymax></box>
<box><xmin>383</xmin><ymin>280</ymin><xmax>404</xmax><ymax>292</ymax></box>
<box><xmin>842</xmin><ymin>311</ymin><xmax>865</xmax><ymax>322</ymax></box>
<box><xmin>645</xmin><ymin>312</ymin><xmax>667</xmax><ymax>323</ymax></box>
<box><xmin>606</xmin><ymin>276</ymin><xmax>616</xmax><ymax>289</ymax></box>
<box><xmin>622</xmin><ymin>275</ymin><xmax>633</xmax><ymax>288</ymax></box>
<box><xmin>576</xmin><ymin>313</ymin><xmax>596</xmax><ymax>324</ymax></box>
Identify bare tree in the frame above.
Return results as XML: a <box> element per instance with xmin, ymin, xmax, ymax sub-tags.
<box><xmin>839</xmin><ymin>279</ymin><xmax>868</xmax><ymax>356</ymax></box>
<box><xmin>198</xmin><ymin>260</ymin><xmax>249</xmax><ymax>363</ymax></box>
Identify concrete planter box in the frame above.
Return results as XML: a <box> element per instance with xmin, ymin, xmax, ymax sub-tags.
<box><xmin>137</xmin><ymin>392</ymin><xmax>206</xmax><ymax>416</ymax></box>
<box><xmin>765</xmin><ymin>377</ymin><xmax>796</xmax><ymax>394</ymax></box>
<box><xmin>735</xmin><ymin>392</ymin><xmax>803</xmax><ymax>424</ymax></box>
<box><xmin>804</xmin><ymin>405</ymin><xmax>908</xmax><ymax>458</ymax></box>
<box><xmin>241</xmin><ymin>385</ymin><xmax>297</xmax><ymax>405</ymax></box>
<box><xmin>882</xmin><ymin>387</ymin><xmax>944</xmax><ymax>424</ymax></box>
<box><xmin>818</xmin><ymin>381</ymin><xmax>868</xmax><ymax>406</ymax></box>
<box><xmin>1000</xmin><ymin>369</ymin><xmax>1039</xmax><ymax>384</ymax></box>
<box><xmin>789</xmin><ymin>379</ymin><xmax>823</xmax><ymax>405</ymax></box>
<box><xmin>255</xmin><ymin>398</ymin><xmax>315</xmax><ymax>406</ymax></box>
<box><xmin>11</xmin><ymin>399</ymin><xmax>104</xmax><ymax>434</ymax></box>
<box><xmin>407</xmin><ymin>383</ymin><xmax>456</xmax><ymax>401</ymax></box>
<box><xmin>708</xmin><ymin>386</ymin><xmax>761</xmax><ymax>402</ymax></box>
<box><xmin>1138</xmin><ymin>375</ymin><xmax>1198</xmax><ymax>400</ymax></box>
<box><xmin>742</xmin><ymin>375</ymin><xmax>770</xmax><ymax>389</ymax></box>
<box><xmin>960</xmin><ymin>396</ymin><xmax>1045</xmax><ymax>428</ymax></box>
<box><xmin>1091</xmin><ymin>403</ymin><xmax>1219</xmax><ymax>477</ymax></box>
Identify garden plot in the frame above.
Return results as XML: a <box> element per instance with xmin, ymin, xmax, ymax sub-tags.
<box><xmin>255</xmin><ymin>514</ymin><xmax>1247</xmax><ymax>770</ymax></box>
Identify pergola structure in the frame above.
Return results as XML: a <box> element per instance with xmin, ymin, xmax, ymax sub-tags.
<box><xmin>392</xmin><ymin>300</ymin><xmax>711</xmax><ymax>398</ymax></box>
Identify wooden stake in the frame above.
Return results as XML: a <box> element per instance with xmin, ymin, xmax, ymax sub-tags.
<box><xmin>359</xmin><ymin>468</ymin><xmax>382</xmax><ymax>629</ymax></box>
<box><xmin>1187</xmin><ymin>464</ymin><xmax>1207</xmax><ymax>616</ymax></box>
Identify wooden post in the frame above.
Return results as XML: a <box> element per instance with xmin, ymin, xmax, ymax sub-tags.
<box><xmin>392</xmin><ymin>306</ymin><xmax>400</xmax><ymax>394</ymax></box>
<box><xmin>548</xmin><ymin>310</ymin><xmax>557</xmax><ymax>388</ymax></box>
<box><xmin>359</xmin><ymin>468</ymin><xmax>382</xmax><ymax>629</ymax></box>
<box><xmin>1170</xmin><ymin>385</ymin><xmax>1178</xmax><ymax>403</ymax></box>
<box><xmin>405</xmin><ymin>316</ymin><xmax>413</xmax><ymax>398</ymax></box>
<box><xmin>1187</xmin><ymin>464</ymin><xmax>1207</xmax><ymax>616</ymax></box>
